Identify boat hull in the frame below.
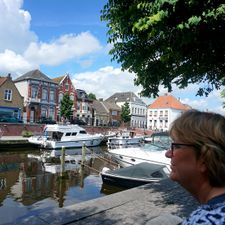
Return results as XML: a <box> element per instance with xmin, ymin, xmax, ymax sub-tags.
<box><xmin>43</xmin><ymin>137</ymin><xmax>103</xmax><ymax>149</ymax></box>
<box><xmin>109</xmin><ymin>146</ymin><xmax>171</xmax><ymax>173</ymax></box>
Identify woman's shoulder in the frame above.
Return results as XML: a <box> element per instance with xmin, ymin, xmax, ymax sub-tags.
<box><xmin>182</xmin><ymin>202</ymin><xmax>225</xmax><ymax>225</ymax></box>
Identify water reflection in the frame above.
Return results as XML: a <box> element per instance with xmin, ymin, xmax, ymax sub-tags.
<box><xmin>0</xmin><ymin>146</ymin><xmax>119</xmax><ymax>224</ymax></box>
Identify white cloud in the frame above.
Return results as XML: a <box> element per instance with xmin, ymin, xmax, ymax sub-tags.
<box><xmin>0</xmin><ymin>0</ymin><xmax>102</xmax><ymax>75</ymax></box>
<box><xmin>72</xmin><ymin>66</ymin><xmax>142</xmax><ymax>99</ymax></box>
<box><xmin>24</xmin><ymin>32</ymin><xmax>102</xmax><ymax>66</ymax></box>
<box><xmin>0</xmin><ymin>0</ymin><xmax>37</xmax><ymax>53</ymax></box>
<box><xmin>168</xmin><ymin>83</ymin><xmax>225</xmax><ymax>115</ymax></box>
<box><xmin>0</xmin><ymin>49</ymin><xmax>38</xmax><ymax>76</ymax></box>
<box><xmin>72</xmin><ymin>66</ymin><xmax>225</xmax><ymax>115</ymax></box>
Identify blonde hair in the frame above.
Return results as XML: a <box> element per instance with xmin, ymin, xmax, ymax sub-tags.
<box><xmin>169</xmin><ymin>109</ymin><xmax>225</xmax><ymax>187</ymax></box>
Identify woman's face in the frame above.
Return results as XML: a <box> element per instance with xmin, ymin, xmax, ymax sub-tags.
<box><xmin>165</xmin><ymin>136</ymin><xmax>205</xmax><ymax>188</ymax></box>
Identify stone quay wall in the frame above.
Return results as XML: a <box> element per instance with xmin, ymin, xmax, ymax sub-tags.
<box><xmin>0</xmin><ymin>123</ymin><xmax>153</xmax><ymax>137</ymax></box>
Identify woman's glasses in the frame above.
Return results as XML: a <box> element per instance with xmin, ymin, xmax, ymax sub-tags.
<box><xmin>171</xmin><ymin>143</ymin><xmax>196</xmax><ymax>156</ymax></box>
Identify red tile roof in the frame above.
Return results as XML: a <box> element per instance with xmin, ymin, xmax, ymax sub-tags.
<box><xmin>0</xmin><ymin>77</ymin><xmax>7</xmax><ymax>87</ymax></box>
<box><xmin>149</xmin><ymin>94</ymin><xmax>190</xmax><ymax>110</ymax></box>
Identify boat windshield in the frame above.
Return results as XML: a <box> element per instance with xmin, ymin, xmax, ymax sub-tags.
<box><xmin>143</xmin><ymin>143</ymin><xmax>168</xmax><ymax>151</ymax></box>
<box><xmin>52</xmin><ymin>132</ymin><xmax>63</xmax><ymax>141</ymax></box>
<box><xmin>79</xmin><ymin>130</ymin><xmax>87</xmax><ymax>134</ymax></box>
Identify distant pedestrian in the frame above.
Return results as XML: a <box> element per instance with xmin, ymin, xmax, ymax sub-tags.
<box><xmin>165</xmin><ymin>109</ymin><xmax>225</xmax><ymax>224</ymax></box>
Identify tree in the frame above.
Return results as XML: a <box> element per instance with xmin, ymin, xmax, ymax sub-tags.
<box><xmin>101</xmin><ymin>0</ymin><xmax>225</xmax><ymax>97</ymax></box>
<box><xmin>121</xmin><ymin>102</ymin><xmax>131</xmax><ymax>125</ymax></box>
<box><xmin>88</xmin><ymin>93</ymin><xmax>97</xmax><ymax>100</ymax></box>
<box><xmin>60</xmin><ymin>93</ymin><xmax>73</xmax><ymax>120</ymax></box>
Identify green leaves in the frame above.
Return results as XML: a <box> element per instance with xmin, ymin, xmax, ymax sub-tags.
<box><xmin>60</xmin><ymin>93</ymin><xmax>73</xmax><ymax>120</ymax></box>
<box><xmin>101</xmin><ymin>0</ymin><xmax>225</xmax><ymax>98</ymax></box>
<box><xmin>121</xmin><ymin>102</ymin><xmax>131</xmax><ymax>123</ymax></box>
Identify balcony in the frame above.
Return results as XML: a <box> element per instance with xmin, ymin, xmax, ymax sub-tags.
<box><xmin>159</xmin><ymin>116</ymin><xmax>168</xmax><ymax>120</ymax></box>
<box><xmin>27</xmin><ymin>97</ymin><xmax>41</xmax><ymax>103</ymax></box>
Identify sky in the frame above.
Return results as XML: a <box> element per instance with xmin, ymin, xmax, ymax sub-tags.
<box><xmin>0</xmin><ymin>0</ymin><xmax>224</xmax><ymax>115</ymax></box>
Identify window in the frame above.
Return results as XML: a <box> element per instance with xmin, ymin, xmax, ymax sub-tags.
<box><xmin>4</xmin><ymin>89</ymin><xmax>12</xmax><ymax>101</ymax></box>
<box><xmin>70</xmin><ymin>95</ymin><xmax>74</xmax><ymax>101</ymax></box>
<box><xmin>58</xmin><ymin>93</ymin><xmax>63</xmax><ymax>104</ymax></box>
<box><xmin>112</xmin><ymin>111</ymin><xmax>117</xmax><ymax>116</ymax></box>
<box><xmin>41</xmin><ymin>107</ymin><xmax>48</xmax><ymax>118</ymax></box>
<box><xmin>49</xmin><ymin>107</ymin><xmax>55</xmax><ymax>119</ymax></box>
<box><xmin>42</xmin><ymin>88</ymin><xmax>48</xmax><ymax>101</ymax></box>
<box><xmin>31</xmin><ymin>86</ymin><xmax>38</xmax><ymax>98</ymax></box>
<box><xmin>65</xmin><ymin>82</ymin><xmax>69</xmax><ymax>90</ymax></box>
<box><xmin>50</xmin><ymin>90</ymin><xmax>55</xmax><ymax>102</ymax></box>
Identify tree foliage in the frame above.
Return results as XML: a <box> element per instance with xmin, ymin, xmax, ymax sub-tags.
<box><xmin>101</xmin><ymin>0</ymin><xmax>225</xmax><ymax>97</ymax></box>
<box><xmin>121</xmin><ymin>102</ymin><xmax>131</xmax><ymax>124</ymax></box>
<box><xmin>88</xmin><ymin>93</ymin><xmax>97</xmax><ymax>100</ymax></box>
<box><xmin>60</xmin><ymin>93</ymin><xmax>73</xmax><ymax>119</ymax></box>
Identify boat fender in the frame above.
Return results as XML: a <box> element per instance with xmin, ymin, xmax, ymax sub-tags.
<box><xmin>102</xmin><ymin>167</ymin><xmax>110</xmax><ymax>173</ymax></box>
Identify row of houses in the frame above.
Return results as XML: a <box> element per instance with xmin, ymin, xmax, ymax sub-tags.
<box><xmin>0</xmin><ymin>70</ymin><xmax>190</xmax><ymax>130</ymax></box>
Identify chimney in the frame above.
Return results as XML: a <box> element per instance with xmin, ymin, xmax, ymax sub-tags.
<box><xmin>7</xmin><ymin>73</ymin><xmax>12</xmax><ymax>80</ymax></box>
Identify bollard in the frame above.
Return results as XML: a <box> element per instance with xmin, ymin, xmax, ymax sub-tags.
<box><xmin>81</xmin><ymin>143</ymin><xmax>86</xmax><ymax>166</ymax></box>
<box><xmin>60</xmin><ymin>146</ymin><xmax>66</xmax><ymax>178</ymax></box>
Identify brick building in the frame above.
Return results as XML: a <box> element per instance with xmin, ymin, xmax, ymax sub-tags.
<box><xmin>0</xmin><ymin>73</ymin><xmax>24</xmax><ymax>121</ymax></box>
<box><xmin>52</xmin><ymin>74</ymin><xmax>77</xmax><ymax>122</ymax></box>
<box><xmin>14</xmin><ymin>70</ymin><xmax>58</xmax><ymax>123</ymax></box>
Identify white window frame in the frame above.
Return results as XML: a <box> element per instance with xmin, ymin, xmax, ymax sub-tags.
<box><xmin>4</xmin><ymin>89</ymin><xmax>12</xmax><ymax>101</ymax></box>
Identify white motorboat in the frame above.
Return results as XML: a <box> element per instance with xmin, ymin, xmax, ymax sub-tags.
<box><xmin>108</xmin><ymin>143</ymin><xmax>171</xmax><ymax>173</ymax></box>
<box><xmin>107</xmin><ymin>130</ymin><xmax>144</xmax><ymax>148</ymax></box>
<box><xmin>28</xmin><ymin>124</ymin><xmax>104</xmax><ymax>149</ymax></box>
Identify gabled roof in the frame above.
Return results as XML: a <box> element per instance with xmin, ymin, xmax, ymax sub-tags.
<box><xmin>93</xmin><ymin>100</ymin><xmax>109</xmax><ymax>115</ymax></box>
<box><xmin>104</xmin><ymin>101</ymin><xmax>121</xmax><ymax>111</ymax></box>
<box><xmin>149</xmin><ymin>94</ymin><xmax>190</xmax><ymax>110</ymax></box>
<box><xmin>0</xmin><ymin>77</ymin><xmax>7</xmax><ymax>87</ymax></box>
<box><xmin>14</xmin><ymin>69</ymin><xmax>57</xmax><ymax>83</ymax></box>
<box><xmin>93</xmin><ymin>100</ymin><xmax>121</xmax><ymax>115</ymax></box>
<box><xmin>105</xmin><ymin>92</ymin><xmax>146</xmax><ymax>105</ymax></box>
<box><xmin>52</xmin><ymin>75</ymin><xmax>65</xmax><ymax>84</ymax></box>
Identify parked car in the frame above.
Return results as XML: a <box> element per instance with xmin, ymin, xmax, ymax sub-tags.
<box><xmin>0</xmin><ymin>116</ymin><xmax>23</xmax><ymax>123</ymax></box>
<box><xmin>70</xmin><ymin>118</ymin><xmax>87</xmax><ymax>125</ymax></box>
<box><xmin>37</xmin><ymin>117</ymin><xmax>56</xmax><ymax>124</ymax></box>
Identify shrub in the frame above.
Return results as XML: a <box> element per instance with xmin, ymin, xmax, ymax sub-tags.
<box><xmin>22</xmin><ymin>130</ymin><xmax>33</xmax><ymax>137</ymax></box>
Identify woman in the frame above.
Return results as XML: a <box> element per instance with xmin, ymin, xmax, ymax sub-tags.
<box><xmin>165</xmin><ymin>109</ymin><xmax>225</xmax><ymax>225</ymax></box>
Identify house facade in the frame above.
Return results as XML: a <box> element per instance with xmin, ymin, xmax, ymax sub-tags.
<box><xmin>0</xmin><ymin>73</ymin><xmax>24</xmax><ymax>120</ymax></box>
<box><xmin>52</xmin><ymin>74</ymin><xmax>77</xmax><ymax>122</ymax></box>
<box><xmin>147</xmin><ymin>94</ymin><xmax>191</xmax><ymax>131</ymax></box>
<box><xmin>92</xmin><ymin>99</ymin><xmax>121</xmax><ymax>126</ymax></box>
<box><xmin>14</xmin><ymin>70</ymin><xmax>58</xmax><ymax>123</ymax></box>
<box><xmin>75</xmin><ymin>89</ymin><xmax>93</xmax><ymax>125</ymax></box>
<box><xmin>105</xmin><ymin>92</ymin><xmax>147</xmax><ymax>128</ymax></box>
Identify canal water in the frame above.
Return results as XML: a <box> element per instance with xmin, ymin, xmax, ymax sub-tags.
<box><xmin>0</xmin><ymin>146</ymin><xmax>125</xmax><ymax>225</ymax></box>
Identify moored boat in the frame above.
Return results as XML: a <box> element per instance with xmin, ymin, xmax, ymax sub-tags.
<box><xmin>101</xmin><ymin>162</ymin><xmax>169</xmax><ymax>188</ymax></box>
<box><xmin>28</xmin><ymin>124</ymin><xmax>104</xmax><ymax>149</ymax></box>
<box><xmin>108</xmin><ymin>143</ymin><xmax>171</xmax><ymax>172</ymax></box>
<box><xmin>107</xmin><ymin>130</ymin><xmax>144</xmax><ymax>148</ymax></box>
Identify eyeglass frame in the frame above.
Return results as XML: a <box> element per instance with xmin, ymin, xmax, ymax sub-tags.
<box><xmin>170</xmin><ymin>143</ymin><xmax>196</xmax><ymax>156</ymax></box>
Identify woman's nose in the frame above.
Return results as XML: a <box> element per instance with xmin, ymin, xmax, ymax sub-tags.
<box><xmin>165</xmin><ymin>149</ymin><xmax>172</xmax><ymax>158</ymax></box>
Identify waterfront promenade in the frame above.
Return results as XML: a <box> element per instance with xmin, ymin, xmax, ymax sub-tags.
<box><xmin>16</xmin><ymin>179</ymin><xmax>198</xmax><ymax>225</ymax></box>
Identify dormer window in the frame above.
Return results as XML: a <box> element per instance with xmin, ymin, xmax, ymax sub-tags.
<box><xmin>4</xmin><ymin>89</ymin><xmax>12</xmax><ymax>101</ymax></box>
